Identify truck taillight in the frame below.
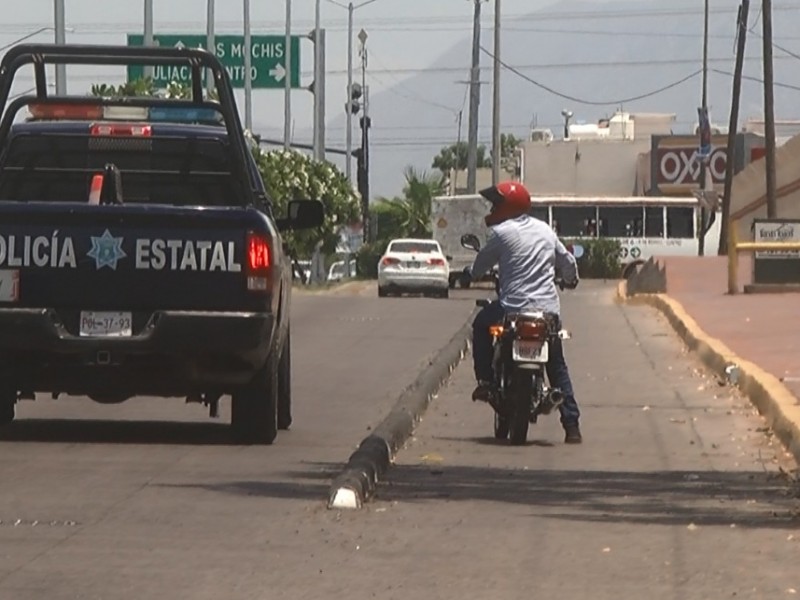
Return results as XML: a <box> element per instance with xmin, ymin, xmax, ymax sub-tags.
<box><xmin>246</xmin><ymin>233</ymin><xmax>271</xmax><ymax>292</ymax></box>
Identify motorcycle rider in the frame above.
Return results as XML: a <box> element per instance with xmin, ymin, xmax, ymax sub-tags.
<box><xmin>466</xmin><ymin>181</ymin><xmax>582</xmax><ymax>444</ymax></box>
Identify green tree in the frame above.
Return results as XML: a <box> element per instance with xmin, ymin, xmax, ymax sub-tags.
<box><xmin>373</xmin><ymin>167</ymin><xmax>445</xmax><ymax>239</ymax></box>
<box><xmin>252</xmin><ymin>148</ymin><xmax>360</xmax><ymax>257</ymax></box>
<box><xmin>431</xmin><ymin>142</ymin><xmax>491</xmax><ymax>172</ymax></box>
<box><xmin>432</xmin><ymin>135</ymin><xmax>521</xmax><ymax>174</ymax></box>
<box><xmin>90</xmin><ymin>78</ymin><xmax>218</xmax><ymax>101</ymax></box>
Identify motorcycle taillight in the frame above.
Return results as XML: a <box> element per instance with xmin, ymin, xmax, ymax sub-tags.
<box><xmin>515</xmin><ymin>319</ymin><xmax>547</xmax><ymax>341</ymax></box>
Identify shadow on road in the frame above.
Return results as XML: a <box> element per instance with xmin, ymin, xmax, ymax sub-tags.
<box><xmin>0</xmin><ymin>419</ymin><xmax>236</xmax><ymax>445</ymax></box>
<box><xmin>371</xmin><ymin>464</ymin><xmax>800</xmax><ymax>529</ymax></box>
<box><xmin>433</xmin><ymin>435</ymin><xmax>557</xmax><ymax>448</ymax></box>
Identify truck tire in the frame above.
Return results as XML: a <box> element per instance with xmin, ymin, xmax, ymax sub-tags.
<box><xmin>0</xmin><ymin>389</ymin><xmax>15</xmax><ymax>425</ymax></box>
<box><xmin>231</xmin><ymin>355</ymin><xmax>279</xmax><ymax>445</ymax></box>
<box><xmin>277</xmin><ymin>329</ymin><xmax>292</xmax><ymax>430</ymax></box>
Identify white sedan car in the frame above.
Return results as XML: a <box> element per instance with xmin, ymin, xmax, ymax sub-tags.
<box><xmin>377</xmin><ymin>238</ymin><xmax>451</xmax><ymax>298</ymax></box>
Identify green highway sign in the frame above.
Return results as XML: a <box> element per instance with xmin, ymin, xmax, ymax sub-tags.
<box><xmin>127</xmin><ymin>34</ymin><xmax>301</xmax><ymax>89</ymax></box>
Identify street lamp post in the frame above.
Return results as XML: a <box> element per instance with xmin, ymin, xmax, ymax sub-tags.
<box><xmin>328</xmin><ymin>0</ymin><xmax>379</xmax><ymax>181</ymax></box>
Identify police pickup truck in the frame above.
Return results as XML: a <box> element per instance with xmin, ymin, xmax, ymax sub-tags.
<box><xmin>0</xmin><ymin>44</ymin><xmax>324</xmax><ymax>444</ymax></box>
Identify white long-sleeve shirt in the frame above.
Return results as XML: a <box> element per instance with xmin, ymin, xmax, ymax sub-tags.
<box><xmin>471</xmin><ymin>215</ymin><xmax>579</xmax><ymax>314</ymax></box>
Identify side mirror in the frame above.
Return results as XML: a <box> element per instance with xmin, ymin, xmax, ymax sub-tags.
<box><xmin>460</xmin><ymin>233</ymin><xmax>481</xmax><ymax>252</ymax></box>
<box><xmin>277</xmin><ymin>199</ymin><xmax>325</xmax><ymax>232</ymax></box>
<box><xmin>571</xmin><ymin>244</ymin><xmax>585</xmax><ymax>259</ymax></box>
<box><xmin>445</xmin><ymin>255</ymin><xmax>453</xmax><ymax>261</ymax></box>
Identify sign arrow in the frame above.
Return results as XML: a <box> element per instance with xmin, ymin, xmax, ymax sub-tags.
<box><xmin>174</xmin><ymin>41</ymin><xmax>185</xmax><ymax>49</ymax></box>
<box><xmin>269</xmin><ymin>63</ymin><xmax>286</xmax><ymax>83</ymax></box>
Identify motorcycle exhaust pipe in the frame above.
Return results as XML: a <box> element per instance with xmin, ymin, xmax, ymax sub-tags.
<box><xmin>537</xmin><ymin>389</ymin><xmax>565</xmax><ymax>415</ymax></box>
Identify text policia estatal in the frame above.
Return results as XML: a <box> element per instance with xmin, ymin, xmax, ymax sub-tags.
<box><xmin>0</xmin><ymin>233</ymin><xmax>243</xmax><ymax>272</ymax></box>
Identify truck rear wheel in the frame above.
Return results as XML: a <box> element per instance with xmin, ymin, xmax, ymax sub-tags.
<box><xmin>277</xmin><ymin>329</ymin><xmax>292</xmax><ymax>430</ymax></box>
<box><xmin>0</xmin><ymin>389</ymin><xmax>16</xmax><ymax>425</ymax></box>
<box><xmin>231</xmin><ymin>356</ymin><xmax>278</xmax><ymax>445</ymax></box>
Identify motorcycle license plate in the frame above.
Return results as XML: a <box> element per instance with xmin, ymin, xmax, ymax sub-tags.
<box><xmin>513</xmin><ymin>339</ymin><xmax>548</xmax><ymax>363</ymax></box>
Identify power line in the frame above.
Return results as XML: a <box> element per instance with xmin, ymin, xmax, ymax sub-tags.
<box><xmin>480</xmin><ymin>45</ymin><xmax>702</xmax><ymax>106</ymax></box>
<box><xmin>711</xmin><ymin>67</ymin><xmax>800</xmax><ymax>92</ymax></box>
<box><xmin>367</xmin><ymin>48</ymin><xmax>460</xmax><ymax>114</ymax></box>
<box><xmin>4</xmin><ymin>4</ymin><xmax>798</xmax><ymax>36</ymax></box>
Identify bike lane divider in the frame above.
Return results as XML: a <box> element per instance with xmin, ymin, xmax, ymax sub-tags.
<box><xmin>327</xmin><ymin>307</ymin><xmax>480</xmax><ymax>509</ymax></box>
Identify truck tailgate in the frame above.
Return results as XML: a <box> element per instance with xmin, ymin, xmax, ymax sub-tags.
<box><xmin>0</xmin><ymin>203</ymin><xmax>271</xmax><ymax>313</ymax></box>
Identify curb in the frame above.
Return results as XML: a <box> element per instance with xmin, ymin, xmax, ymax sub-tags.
<box><xmin>617</xmin><ymin>281</ymin><xmax>800</xmax><ymax>463</ymax></box>
<box><xmin>327</xmin><ymin>308</ymin><xmax>478</xmax><ymax>510</ymax></box>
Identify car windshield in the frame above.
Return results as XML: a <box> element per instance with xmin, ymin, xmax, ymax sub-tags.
<box><xmin>390</xmin><ymin>242</ymin><xmax>439</xmax><ymax>253</ymax></box>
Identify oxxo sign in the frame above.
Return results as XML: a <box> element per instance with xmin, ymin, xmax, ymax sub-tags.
<box><xmin>652</xmin><ymin>135</ymin><xmax>731</xmax><ymax>195</ymax></box>
<box><xmin>658</xmin><ymin>146</ymin><xmax>727</xmax><ymax>186</ymax></box>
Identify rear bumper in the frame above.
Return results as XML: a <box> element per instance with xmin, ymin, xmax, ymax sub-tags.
<box><xmin>378</xmin><ymin>272</ymin><xmax>449</xmax><ymax>290</ymax></box>
<box><xmin>0</xmin><ymin>309</ymin><xmax>274</xmax><ymax>396</ymax></box>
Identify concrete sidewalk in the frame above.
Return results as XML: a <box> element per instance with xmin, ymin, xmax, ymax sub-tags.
<box><xmin>623</xmin><ymin>256</ymin><xmax>800</xmax><ymax>462</ymax></box>
<box><xmin>331</xmin><ymin>282</ymin><xmax>800</xmax><ymax>599</ymax></box>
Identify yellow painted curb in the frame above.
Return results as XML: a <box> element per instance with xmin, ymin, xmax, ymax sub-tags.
<box><xmin>617</xmin><ymin>280</ymin><xmax>800</xmax><ymax>462</ymax></box>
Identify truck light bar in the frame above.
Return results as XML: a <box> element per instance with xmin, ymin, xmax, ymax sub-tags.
<box><xmin>27</xmin><ymin>103</ymin><xmax>222</xmax><ymax>125</ymax></box>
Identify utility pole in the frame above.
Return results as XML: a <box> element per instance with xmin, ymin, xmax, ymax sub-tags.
<box><xmin>763</xmin><ymin>0</ymin><xmax>777</xmax><ymax>218</ymax></box>
<box><xmin>312</xmin><ymin>0</ymin><xmax>326</xmax><ymax>161</ymax></box>
<box><xmin>284</xmin><ymin>0</ymin><xmax>292</xmax><ymax>149</ymax></box>
<box><xmin>491</xmin><ymin>0</ymin><xmax>501</xmax><ymax>185</ymax></box>
<box><xmin>467</xmin><ymin>0</ymin><xmax>484</xmax><ymax>194</ymax></box>
<box><xmin>346</xmin><ymin>3</ymin><xmax>355</xmax><ymax>181</ymax></box>
<box><xmin>207</xmin><ymin>0</ymin><xmax>215</xmax><ymax>96</ymax></box>
<box><xmin>454</xmin><ymin>109</ymin><xmax>464</xmax><ymax>193</ymax></box>
<box><xmin>243</xmin><ymin>0</ymin><xmax>252</xmax><ymax>131</ymax></box>
<box><xmin>719</xmin><ymin>0</ymin><xmax>750</xmax><ymax>255</ymax></box>
<box><xmin>358</xmin><ymin>29</ymin><xmax>371</xmax><ymax>241</ymax></box>
<box><xmin>54</xmin><ymin>0</ymin><xmax>66</xmax><ymax>94</ymax></box>
<box><xmin>698</xmin><ymin>0</ymin><xmax>710</xmax><ymax>256</ymax></box>
<box><xmin>143</xmin><ymin>0</ymin><xmax>154</xmax><ymax>79</ymax></box>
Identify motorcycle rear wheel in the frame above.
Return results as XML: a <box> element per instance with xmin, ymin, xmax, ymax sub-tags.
<box><xmin>508</xmin><ymin>369</ymin><xmax>533</xmax><ymax>446</ymax></box>
<box><xmin>494</xmin><ymin>412</ymin><xmax>509</xmax><ymax>439</ymax></box>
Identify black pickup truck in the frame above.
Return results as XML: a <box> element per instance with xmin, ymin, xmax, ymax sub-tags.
<box><xmin>0</xmin><ymin>44</ymin><xmax>324</xmax><ymax>444</ymax></box>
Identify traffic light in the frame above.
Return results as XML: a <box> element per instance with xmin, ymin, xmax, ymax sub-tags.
<box><xmin>348</xmin><ymin>82</ymin><xmax>363</xmax><ymax>114</ymax></box>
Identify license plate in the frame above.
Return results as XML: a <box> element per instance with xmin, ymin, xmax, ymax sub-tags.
<box><xmin>407</xmin><ymin>261</ymin><xmax>421</xmax><ymax>269</ymax></box>
<box><xmin>513</xmin><ymin>339</ymin><xmax>548</xmax><ymax>363</ymax></box>
<box><xmin>0</xmin><ymin>270</ymin><xmax>19</xmax><ymax>302</ymax></box>
<box><xmin>79</xmin><ymin>311</ymin><xmax>133</xmax><ymax>337</ymax></box>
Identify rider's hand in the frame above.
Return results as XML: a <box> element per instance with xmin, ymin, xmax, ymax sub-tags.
<box><xmin>462</xmin><ymin>266</ymin><xmax>473</xmax><ymax>281</ymax></box>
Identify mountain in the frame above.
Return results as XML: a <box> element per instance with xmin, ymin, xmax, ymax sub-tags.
<box><xmin>323</xmin><ymin>0</ymin><xmax>800</xmax><ymax>198</ymax></box>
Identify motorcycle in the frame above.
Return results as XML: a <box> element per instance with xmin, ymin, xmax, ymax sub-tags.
<box><xmin>460</xmin><ymin>233</ymin><xmax>582</xmax><ymax>445</ymax></box>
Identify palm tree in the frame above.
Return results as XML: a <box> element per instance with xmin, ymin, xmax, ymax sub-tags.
<box><xmin>395</xmin><ymin>167</ymin><xmax>445</xmax><ymax>238</ymax></box>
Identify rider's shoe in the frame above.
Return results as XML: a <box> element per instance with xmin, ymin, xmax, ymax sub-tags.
<box><xmin>472</xmin><ymin>381</ymin><xmax>505</xmax><ymax>415</ymax></box>
<box><xmin>564</xmin><ymin>422</ymin><xmax>583</xmax><ymax>444</ymax></box>
<box><xmin>472</xmin><ymin>381</ymin><xmax>496</xmax><ymax>403</ymax></box>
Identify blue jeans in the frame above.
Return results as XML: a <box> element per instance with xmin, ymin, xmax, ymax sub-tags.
<box><xmin>472</xmin><ymin>301</ymin><xmax>580</xmax><ymax>426</ymax></box>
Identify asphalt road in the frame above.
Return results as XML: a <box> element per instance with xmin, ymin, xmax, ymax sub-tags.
<box><xmin>2</xmin><ymin>281</ymin><xmax>798</xmax><ymax>599</ymax></box>
<box><xmin>0</xmin><ymin>282</ymin><xmax>481</xmax><ymax>600</ymax></box>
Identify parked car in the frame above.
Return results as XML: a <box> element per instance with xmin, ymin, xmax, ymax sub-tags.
<box><xmin>327</xmin><ymin>260</ymin><xmax>357</xmax><ymax>282</ymax></box>
<box><xmin>377</xmin><ymin>238</ymin><xmax>450</xmax><ymax>298</ymax></box>
<box><xmin>292</xmin><ymin>259</ymin><xmax>312</xmax><ymax>284</ymax></box>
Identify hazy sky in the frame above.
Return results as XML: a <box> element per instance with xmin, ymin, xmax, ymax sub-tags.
<box><xmin>0</xmin><ymin>0</ymin><xmax>550</xmax><ymax>141</ymax></box>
